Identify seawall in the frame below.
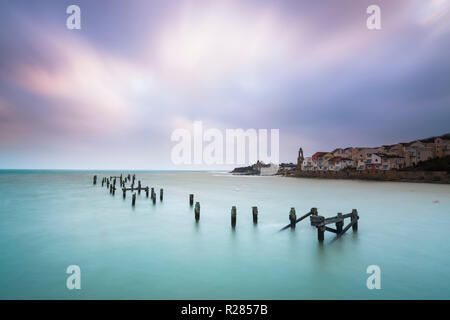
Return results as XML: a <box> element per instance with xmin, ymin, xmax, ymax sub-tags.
<box><xmin>290</xmin><ymin>170</ymin><xmax>449</xmax><ymax>184</ymax></box>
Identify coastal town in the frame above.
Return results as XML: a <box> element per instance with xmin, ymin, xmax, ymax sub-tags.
<box><xmin>295</xmin><ymin>133</ymin><xmax>450</xmax><ymax>172</ymax></box>
<box><xmin>232</xmin><ymin>134</ymin><xmax>450</xmax><ymax>182</ymax></box>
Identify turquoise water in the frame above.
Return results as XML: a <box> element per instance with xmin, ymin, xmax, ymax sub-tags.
<box><xmin>0</xmin><ymin>170</ymin><xmax>449</xmax><ymax>299</ymax></box>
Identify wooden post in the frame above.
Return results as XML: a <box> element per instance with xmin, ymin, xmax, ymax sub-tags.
<box><xmin>145</xmin><ymin>187</ymin><xmax>149</xmax><ymax>198</ymax></box>
<box><xmin>102</xmin><ymin>178</ymin><xmax>105</xmax><ymax>187</ymax></box>
<box><xmin>107</xmin><ymin>179</ymin><xmax>110</xmax><ymax>188</ymax></box>
<box><xmin>160</xmin><ymin>188</ymin><xmax>163</xmax><ymax>201</ymax></box>
<box><xmin>109</xmin><ymin>184</ymin><xmax>113</xmax><ymax>194</ymax></box>
<box><xmin>132</xmin><ymin>174</ymin><xmax>135</xmax><ymax>185</ymax></box>
<box><xmin>252</xmin><ymin>206</ymin><xmax>258</xmax><ymax>224</ymax></box>
<box><xmin>123</xmin><ymin>188</ymin><xmax>126</xmax><ymax>199</ymax></box>
<box><xmin>289</xmin><ymin>208</ymin><xmax>296</xmax><ymax>229</ymax></box>
<box><xmin>138</xmin><ymin>181</ymin><xmax>141</xmax><ymax>195</ymax></box>
<box><xmin>231</xmin><ymin>206</ymin><xmax>237</xmax><ymax>228</ymax></box>
<box><xmin>336</xmin><ymin>212</ymin><xmax>343</xmax><ymax>234</ymax></box>
<box><xmin>351</xmin><ymin>209</ymin><xmax>358</xmax><ymax>231</ymax></box>
<box><xmin>132</xmin><ymin>193</ymin><xmax>136</xmax><ymax>207</ymax></box>
<box><xmin>189</xmin><ymin>194</ymin><xmax>194</xmax><ymax>206</ymax></box>
<box><xmin>112</xmin><ymin>186</ymin><xmax>116</xmax><ymax>196</ymax></box>
<box><xmin>128</xmin><ymin>174</ymin><xmax>131</xmax><ymax>180</ymax></box>
<box><xmin>312</xmin><ymin>207</ymin><xmax>318</xmax><ymax>215</ymax></box>
<box><xmin>152</xmin><ymin>193</ymin><xmax>156</xmax><ymax>204</ymax></box>
<box><xmin>93</xmin><ymin>175</ymin><xmax>97</xmax><ymax>185</ymax></box>
<box><xmin>318</xmin><ymin>226</ymin><xmax>325</xmax><ymax>242</ymax></box>
<box><xmin>195</xmin><ymin>202</ymin><xmax>200</xmax><ymax>221</ymax></box>
<box><xmin>113</xmin><ymin>178</ymin><xmax>116</xmax><ymax>187</ymax></box>
<box><xmin>151</xmin><ymin>187</ymin><xmax>155</xmax><ymax>199</ymax></box>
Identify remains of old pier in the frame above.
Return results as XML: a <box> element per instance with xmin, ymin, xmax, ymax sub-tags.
<box><xmin>310</xmin><ymin>209</ymin><xmax>359</xmax><ymax>242</ymax></box>
<box><xmin>92</xmin><ymin>174</ymin><xmax>360</xmax><ymax>243</ymax></box>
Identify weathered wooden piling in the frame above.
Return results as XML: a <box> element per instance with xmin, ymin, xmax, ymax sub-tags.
<box><xmin>252</xmin><ymin>206</ymin><xmax>258</xmax><ymax>224</ymax></box>
<box><xmin>122</xmin><ymin>188</ymin><xmax>126</xmax><ymax>199</ymax></box>
<box><xmin>160</xmin><ymin>188</ymin><xmax>163</xmax><ymax>201</ymax></box>
<box><xmin>109</xmin><ymin>184</ymin><xmax>113</xmax><ymax>194</ymax></box>
<box><xmin>231</xmin><ymin>206</ymin><xmax>237</xmax><ymax>227</ymax></box>
<box><xmin>145</xmin><ymin>187</ymin><xmax>149</xmax><ymax>198</ymax></box>
<box><xmin>112</xmin><ymin>186</ymin><xmax>116</xmax><ymax>196</ymax></box>
<box><xmin>336</xmin><ymin>213</ymin><xmax>343</xmax><ymax>234</ymax></box>
<box><xmin>128</xmin><ymin>174</ymin><xmax>131</xmax><ymax>180</ymax></box>
<box><xmin>152</xmin><ymin>192</ymin><xmax>156</xmax><ymax>204</ymax></box>
<box><xmin>102</xmin><ymin>178</ymin><xmax>105</xmax><ymax>187</ymax></box>
<box><xmin>132</xmin><ymin>193</ymin><xmax>136</xmax><ymax>206</ymax></box>
<box><xmin>93</xmin><ymin>175</ymin><xmax>97</xmax><ymax>185</ymax></box>
<box><xmin>318</xmin><ymin>226</ymin><xmax>325</xmax><ymax>242</ymax></box>
<box><xmin>138</xmin><ymin>181</ymin><xmax>141</xmax><ymax>195</ymax></box>
<box><xmin>289</xmin><ymin>208</ymin><xmax>297</xmax><ymax>229</ymax></box>
<box><xmin>351</xmin><ymin>209</ymin><xmax>358</xmax><ymax>231</ymax></box>
<box><xmin>194</xmin><ymin>202</ymin><xmax>200</xmax><ymax>221</ymax></box>
<box><xmin>107</xmin><ymin>179</ymin><xmax>110</xmax><ymax>188</ymax></box>
<box><xmin>189</xmin><ymin>194</ymin><xmax>194</xmax><ymax>206</ymax></box>
<box><xmin>113</xmin><ymin>178</ymin><xmax>116</xmax><ymax>187</ymax></box>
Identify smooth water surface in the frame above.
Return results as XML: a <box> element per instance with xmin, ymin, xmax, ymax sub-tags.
<box><xmin>0</xmin><ymin>170</ymin><xmax>449</xmax><ymax>299</ymax></box>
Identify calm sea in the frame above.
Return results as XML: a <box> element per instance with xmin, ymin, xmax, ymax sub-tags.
<box><xmin>0</xmin><ymin>170</ymin><xmax>449</xmax><ymax>299</ymax></box>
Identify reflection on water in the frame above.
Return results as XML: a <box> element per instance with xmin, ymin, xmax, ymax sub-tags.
<box><xmin>0</xmin><ymin>170</ymin><xmax>449</xmax><ymax>299</ymax></box>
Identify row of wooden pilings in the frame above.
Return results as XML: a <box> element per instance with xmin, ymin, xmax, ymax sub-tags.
<box><xmin>93</xmin><ymin>174</ymin><xmax>163</xmax><ymax>206</ymax></box>
<box><xmin>93</xmin><ymin>175</ymin><xmax>359</xmax><ymax>242</ymax></box>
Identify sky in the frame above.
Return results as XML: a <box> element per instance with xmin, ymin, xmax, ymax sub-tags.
<box><xmin>0</xmin><ymin>0</ymin><xmax>449</xmax><ymax>169</ymax></box>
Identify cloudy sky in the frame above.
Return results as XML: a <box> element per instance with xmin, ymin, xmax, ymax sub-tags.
<box><xmin>0</xmin><ymin>0</ymin><xmax>449</xmax><ymax>169</ymax></box>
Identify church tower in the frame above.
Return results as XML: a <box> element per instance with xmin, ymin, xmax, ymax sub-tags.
<box><xmin>297</xmin><ymin>148</ymin><xmax>304</xmax><ymax>170</ymax></box>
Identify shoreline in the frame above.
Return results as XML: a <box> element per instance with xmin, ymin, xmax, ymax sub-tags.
<box><xmin>284</xmin><ymin>170</ymin><xmax>450</xmax><ymax>184</ymax></box>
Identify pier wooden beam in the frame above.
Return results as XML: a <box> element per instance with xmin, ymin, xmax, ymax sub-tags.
<box><xmin>252</xmin><ymin>206</ymin><xmax>258</xmax><ymax>224</ymax></box>
<box><xmin>318</xmin><ymin>226</ymin><xmax>325</xmax><ymax>242</ymax></box>
<box><xmin>325</xmin><ymin>227</ymin><xmax>338</xmax><ymax>233</ymax></box>
<box><xmin>132</xmin><ymin>193</ymin><xmax>136</xmax><ymax>207</ymax></box>
<box><xmin>151</xmin><ymin>188</ymin><xmax>156</xmax><ymax>204</ymax></box>
<box><xmin>279</xmin><ymin>208</ymin><xmax>315</xmax><ymax>231</ymax></box>
<box><xmin>231</xmin><ymin>206</ymin><xmax>237</xmax><ymax>228</ymax></box>
<box><xmin>336</xmin><ymin>212</ymin><xmax>343</xmax><ymax>234</ymax></box>
<box><xmin>195</xmin><ymin>202</ymin><xmax>200</xmax><ymax>221</ymax></box>
<box><xmin>351</xmin><ymin>209</ymin><xmax>358</xmax><ymax>231</ymax></box>
<box><xmin>289</xmin><ymin>208</ymin><xmax>297</xmax><ymax>229</ymax></box>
